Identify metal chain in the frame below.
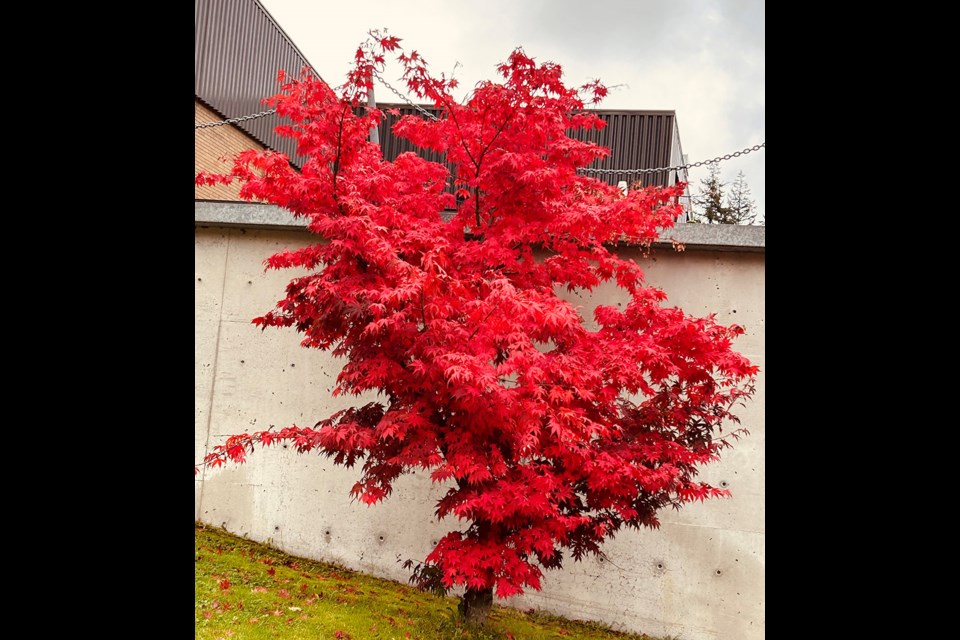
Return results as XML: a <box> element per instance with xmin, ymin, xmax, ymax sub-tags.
<box><xmin>195</xmin><ymin>108</ymin><xmax>278</xmax><ymax>129</ymax></box>
<box><xmin>194</xmin><ymin>94</ymin><xmax>763</xmax><ymax>175</ymax></box>
<box><xmin>367</xmin><ymin>73</ymin><xmax>763</xmax><ymax>173</ymax></box>
<box><xmin>371</xmin><ymin>68</ymin><xmax>439</xmax><ymax>121</ymax></box>
<box><xmin>577</xmin><ymin>143</ymin><xmax>765</xmax><ymax>175</ymax></box>
<box><xmin>194</xmin><ymin>67</ymin><xmax>441</xmax><ymax>127</ymax></box>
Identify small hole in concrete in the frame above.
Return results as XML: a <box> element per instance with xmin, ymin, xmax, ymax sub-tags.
<box><xmin>247</xmin><ymin>280</ymin><xmax>252</xmax><ymax>284</ymax></box>
<box><xmin>290</xmin><ymin>363</ymin><xmax>295</xmax><ymax>367</ymax></box>
<box><xmin>656</xmin><ymin>563</ymin><xmax>663</xmax><ymax>570</ymax></box>
<box><xmin>197</xmin><ymin>277</ymin><xmax>202</xmax><ymax>282</ymax></box>
<box><xmin>282</xmin><ymin>444</ymin><xmax>288</xmax><ymax>449</ymax></box>
<box><xmin>274</xmin><ymin>526</ymin><xmax>280</xmax><ymax>532</ymax></box>
<box><xmin>240</xmin><ymin>360</ymin><xmax>245</xmax><ymax>364</ymax></box>
<box><xmin>720</xmin><ymin>480</ymin><xmax>729</xmax><ymax>488</ymax></box>
<box><xmin>379</xmin><ymin>536</ymin><xmax>384</xmax><ymax>541</ymax></box>
<box><xmin>732</xmin><ymin>309</ymin><xmax>737</xmax><ymax>313</ymax></box>
<box><xmin>715</xmin><ymin>569</ymin><xmax>722</xmax><ymax>576</ymax></box>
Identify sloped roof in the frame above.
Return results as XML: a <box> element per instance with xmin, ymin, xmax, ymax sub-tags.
<box><xmin>195</xmin><ymin>0</ymin><xmax>312</xmax><ymax>165</ymax></box>
<box><xmin>373</xmin><ymin>104</ymin><xmax>685</xmax><ymax>190</ymax></box>
<box><xmin>195</xmin><ymin>0</ymin><xmax>685</xmax><ymax>189</ymax></box>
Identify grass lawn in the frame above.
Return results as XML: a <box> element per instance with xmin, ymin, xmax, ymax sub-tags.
<box><xmin>195</xmin><ymin>523</ymin><xmax>663</xmax><ymax>640</ymax></box>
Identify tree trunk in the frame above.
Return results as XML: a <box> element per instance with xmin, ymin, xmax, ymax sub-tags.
<box><xmin>458</xmin><ymin>587</ymin><xmax>493</xmax><ymax>626</ymax></box>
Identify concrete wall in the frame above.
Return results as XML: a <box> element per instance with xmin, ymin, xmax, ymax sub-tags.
<box><xmin>194</xmin><ymin>203</ymin><xmax>765</xmax><ymax>640</ymax></box>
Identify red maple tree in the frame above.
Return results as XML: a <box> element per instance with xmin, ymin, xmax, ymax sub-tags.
<box><xmin>197</xmin><ymin>32</ymin><xmax>757</xmax><ymax>625</ymax></box>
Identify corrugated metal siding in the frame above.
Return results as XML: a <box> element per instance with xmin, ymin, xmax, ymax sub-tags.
<box><xmin>374</xmin><ymin>104</ymin><xmax>459</xmax><ymax>190</ymax></box>
<box><xmin>375</xmin><ymin>105</ymin><xmax>448</xmax><ymax>169</ymax></box>
<box><xmin>195</xmin><ymin>0</ymin><xmax>684</xmax><ymax>196</ymax></box>
<box><xmin>195</xmin><ymin>0</ymin><xmax>313</xmax><ymax>166</ymax></box>
<box><xmin>567</xmin><ymin>110</ymin><xmax>677</xmax><ymax>189</ymax></box>
<box><xmin>666</xmin><ymin>116</ymin><xmax>691</xmax><ymax>218</ymax></box>
<box><xmin>374</xmin><ymin>104</ymin><xmax>681</xmax><ymax>191</ymax></box>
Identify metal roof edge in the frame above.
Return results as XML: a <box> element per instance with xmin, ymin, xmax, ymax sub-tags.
<box><xmin>250</xmin><ymin>0</ymin><xmax>321</xmax><ymax>77</ymax></box>
<box><xmin>195</xmin><ymin>201</ymin><xmax>765</xmax><ymax>251</ymax></box>
<box><xmin>653</xmin><ymin>222</ymin><xmax>765</xmax><ymax>252</ymax></box>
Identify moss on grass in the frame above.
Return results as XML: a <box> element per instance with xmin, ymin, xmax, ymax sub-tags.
<box><xmin>195</xmin><ymin>523</ymin><xmax>660</xmax><ymax>640</ymax></box>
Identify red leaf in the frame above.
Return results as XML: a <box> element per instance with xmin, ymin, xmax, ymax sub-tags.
<box><xmin>199</xmin><ymin>30</ymin><xmax>757</xmax><ymax>605</ymax></box>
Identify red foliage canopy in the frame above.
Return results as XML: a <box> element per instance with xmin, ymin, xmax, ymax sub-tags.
<box><xmin>197</xmin><ymin>32</ymin><xmax>757</xmax><ymax>600</ymax></box>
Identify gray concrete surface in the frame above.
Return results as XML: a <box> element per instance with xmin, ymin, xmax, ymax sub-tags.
<box><xmin>195</xmin><ymin>201</ymin><xmax>765</xmax><ymax>252</ymax></box>
<box><xmin>194</xmin><ymin>216</ymin><xmax>765</xmax><ymax>640</ymax></box>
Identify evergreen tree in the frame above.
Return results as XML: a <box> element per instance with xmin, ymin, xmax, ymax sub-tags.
<box><xmin>690</xmin><ymin>163</ymin><xmax>728</xmax><ymax>224</ymax></box>
<box><xmin>690</xmin><ymin>164</ymin><xmax>760</xmax><ymax>225</ymax></box>
<box><xmin>725</xmin><ymin>170</ymin><xmax>758</xmax><ymax>225</ymax></box>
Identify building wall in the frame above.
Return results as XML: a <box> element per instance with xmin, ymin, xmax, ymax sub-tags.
<box><xmin>194</xmin><ymin>222</ymin><xmax>765</xmax><ymax>640</ymax></box>
<box><xmin>195</xmin><ymin>99</ymin><xmax>267</xmax><ymax>202</ymax></box>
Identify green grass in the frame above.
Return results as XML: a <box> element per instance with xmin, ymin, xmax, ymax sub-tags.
<box><xmin>195</xmin><ymin>523</ymin><xmax>663</xmax><ymax>640</ymax></box>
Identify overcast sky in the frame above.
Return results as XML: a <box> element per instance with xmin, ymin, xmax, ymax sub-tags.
<box><xmin>258</xmin><ymin>0</ymin><xmax>765</xmax><ymax>222</ymax></box>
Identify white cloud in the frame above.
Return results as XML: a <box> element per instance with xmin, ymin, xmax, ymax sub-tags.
<box><xmin>257</xmin><ymin>0</ymin><xmax>765</xmax><ymax>219</ymax></box>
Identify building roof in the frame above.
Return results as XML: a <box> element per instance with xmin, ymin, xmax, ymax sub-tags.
<box><xmin>373</xmin><ymin>104</ymin><xmax>686</xmax><ymax>191</ymax></box>
<box><xmin>195</xmin><ymin>0</ymin><xmax>311</xmax><ymax>164</ymax></box>
<box><xmin>195</xmin><ymin>0</ymin><xmax>686</xmax><ymax>190</ymax></box>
